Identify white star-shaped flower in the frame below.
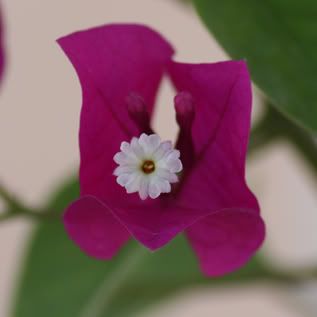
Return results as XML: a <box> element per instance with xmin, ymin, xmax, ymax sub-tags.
<box><xmin>113</xmin><ymin>133</ymin><xmax>183</xmax><ymax>200</ymax></box>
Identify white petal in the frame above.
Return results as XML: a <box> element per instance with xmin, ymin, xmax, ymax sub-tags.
<box><xmin>166</xmin><ymin>150</ymin><xmax>180</xmax><ymax>160</ymax></box>
<box><xmin>120</xmin><ymin>141</ymin><xmax>131</xmax><ymax>154</ymax></box>
<box><xmin>166</xmin><ymin>158</ymin><xmax>183</xmax><ymax>173</ymax></box>
<box><xmin>116</xmin><ymin>174</ymin><xmax>132</xmax><ymax>187</ymax></box>
<box><xmin>126</xmin><ymin>175</ymin><xmax>142</xmax><ymax>194</ymax></box>
<box><xmin>113</xmin><ymin>165</ymin><xmax>135</xmax><ymax>176</ymax></box>
<box><xmin>131</xmin><ymin>137</ymin><xmax>145</xmax><ymax>158</ymax></box>
<box><xmin>139</xmin><ymin>178</ymin><xmax>149</xmax><ymax>200</ymax></box>
<box><xmin>138</xmin><ymin>133</ymin><xmax>149</xmax><ymax>148</ymax></box>
<box><xmin>147</xmin><ymin>134</ymin><xmax>161</xmax><ymax>152</ymax></box>
<box><xmin>119</xmin><ymin>141</ymin><xmax>139</xmax><ymax>163</ymax></box>
<box><xmin>156</xmin><ymin>168</ymin><xmax>179</xmax><ymax>183</ymax></box>
<box><xmin>148</xmin><ymin>182</ymin><xmax>161</xmax><ymax>199</ymax></box>
<box><xmin>139</xmin><ymin>134</ymin><xmax>160</xmax><ymax>155</ymax></box>
<box><xmin>113</xmin><ymin>152</ymin><xmax>128</xmax><ymax>165</ymax></box>
<box><xmin>155</xmin><ymin>178</ymin><xmax>171</xmax><ymax>193</ymax></box>
<box><xmin>153</xmin><ymin>141</ymin><xmax>173</xmax><ymax>161</ymax></box>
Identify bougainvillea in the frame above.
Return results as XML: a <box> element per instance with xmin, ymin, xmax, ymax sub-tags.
<box><xmin>58</xmin><ymin>24</ymin><xmax>265</xmax><ymax>276</ymax></box>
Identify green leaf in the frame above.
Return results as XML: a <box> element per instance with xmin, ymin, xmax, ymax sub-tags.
<box><xmin>194</xmin><ymin>0</ymin><xmax>317</xmax><ymax>133</ymax></box>
<box><xmin>13</xmin><ymin>178</ymin><xmax>267</xmax><ymax>317</ymax></box>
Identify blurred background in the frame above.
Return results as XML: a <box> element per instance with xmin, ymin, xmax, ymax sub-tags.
<box><xmin>0</xmin><ymin>0</ymin><xmax>317</xmax><ymax>316</ymax></box>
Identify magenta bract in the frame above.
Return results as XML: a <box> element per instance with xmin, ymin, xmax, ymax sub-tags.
<box><xmin>58</xmin><ymin>24</ymin><xmax>265</xmax><ymax>276</ymax></box>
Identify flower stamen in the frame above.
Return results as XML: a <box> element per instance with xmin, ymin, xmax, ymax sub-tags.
<box><xmin>141</xmin><ymin>160</ymin><xmax>156</xmax><ymax>174</ymax></box>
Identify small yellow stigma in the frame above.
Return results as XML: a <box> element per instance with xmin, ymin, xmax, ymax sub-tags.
<box><xmin>141</xmin><ymin>160</ymin><xmax>155</xmax><ymax>174</ymax></box>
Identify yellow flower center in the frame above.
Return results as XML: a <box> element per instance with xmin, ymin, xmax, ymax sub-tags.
<box><xmin>141</xmin><ymin>160</ymin><xmax>155</xmax><ymax>174</ymax></box>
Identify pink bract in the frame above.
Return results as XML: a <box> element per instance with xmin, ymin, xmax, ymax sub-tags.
<box><xmin>58</xmin><ymin>24</ymin><xmax>265</xmax><ymax>277</ymax></box>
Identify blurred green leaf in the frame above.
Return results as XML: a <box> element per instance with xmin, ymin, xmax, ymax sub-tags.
<box><xmin>194</xmin><ymin>0</ymin><xmax>317</xmax><ymax>133</ymax></box>
<box><xmin>250</xmin><ymin>105</ymin><xmax>317</xmax><ymax>177</ymax></box>
<box><xmin>13</xmin><ymin>178</ymin><xmax>267</xmax><ymax>317</ymax></box>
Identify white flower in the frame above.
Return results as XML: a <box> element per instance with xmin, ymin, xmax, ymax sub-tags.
<box><xmin>113</xmin><ymin>133</ymin><xmax>183</xmax><ymax>200</ymax></box>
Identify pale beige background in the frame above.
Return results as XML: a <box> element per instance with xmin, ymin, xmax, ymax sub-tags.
<box><xmin>0</xmin><ymin>0</ymin><xmax>317</xmax><ymax>316</ymax></box>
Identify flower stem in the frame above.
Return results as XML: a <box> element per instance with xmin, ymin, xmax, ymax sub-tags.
<box><xmin>79</xmin><ymin>243</ymin><xmax>147</xmax><ymax>317</ymax></box>
<box><xmin>249</xmin><ymin>104</ymin><xmax>317</xmax><ymax>180</ymax></box>
<box><xmin>0</xmin><ymin>182</ymin><xmax>57</xmax><ymax>222</ymax></box>
<box><xmin>248</xmin><ymin>106</ymin><xmax>282</xmax><ymax>155</ymax></box>
<box><xmin>279</xmin><ymin>115</ymin><xmax>317</xmax><ymax>177</ymax></box>
<box><xmin>259</xmin><ymin>264</ymin><xmax>317</xmax><ymax>285</ymax></box>
<box><xmin>0</xmin><ymin>182</ymin><xmax>20</xmax><ymax>208</ymax></box>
